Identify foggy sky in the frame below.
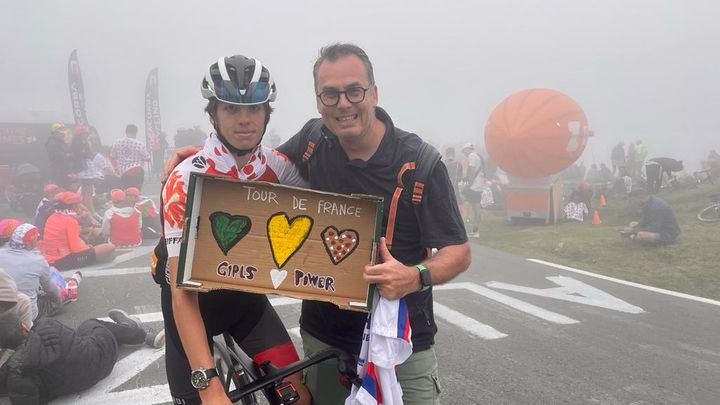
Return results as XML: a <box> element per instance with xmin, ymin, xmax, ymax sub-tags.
<box><xmin>2</xmin><ymin>0</ymin><xmax>718</xmax><ymax>170</ymax></box>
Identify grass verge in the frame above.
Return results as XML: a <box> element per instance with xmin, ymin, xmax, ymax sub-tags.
<box><xmin>473</xmin><ymin>182</ymin><xmax>720</xmax><ymax>300</ymax></box>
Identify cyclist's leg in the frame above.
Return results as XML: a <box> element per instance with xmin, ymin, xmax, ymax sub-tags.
<box><xmin>164</xmin><ymin>287</ymin><xmax>268</xmax><ymax>403</ymax></box>
<box><xmin>300</xmin><ymin>328</ymin><xmax>351</xmax><ymax>405</ymax></box>
<box><xmin>396</xmin><ymin>347</ymin><xmax>441</xmax><ymax>405</ymax></box>
<box><xmin>229</xmin><ymin>293</ymin><xmax>309</xmax><ymax>403</ymax></box>
<box><xmin>229</xmin><ymin>293</ymin><xmax>298</xmax><ymax>367</ymax></box>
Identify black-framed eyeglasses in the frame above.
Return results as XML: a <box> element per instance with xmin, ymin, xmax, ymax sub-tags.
<box><xmin>316</xmin><ymin>86</ymin><xmax>370</xmax><ymax>107</ymax></box>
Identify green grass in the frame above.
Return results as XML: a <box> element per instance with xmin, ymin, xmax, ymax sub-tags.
<box><xmin>473</xmin><ymin>182</ymin><xmax>720</xmax><ymax>300</ymax></box>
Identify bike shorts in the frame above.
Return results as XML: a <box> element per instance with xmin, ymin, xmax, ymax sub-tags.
<box><xmin>160</xmin><ymin>285</ymin><xmax>299</xmax><ymax>404</ymax></box>
<box><xmin>52</xmin><ymin>248</ymin><xmax>96</xmax><ymax>270</ymax></box>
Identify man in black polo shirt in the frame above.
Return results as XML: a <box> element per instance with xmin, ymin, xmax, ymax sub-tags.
<box><xmin>277</xmin><ymin>43</ymin><xmax>471</xmax><ymax>405</ymax></box>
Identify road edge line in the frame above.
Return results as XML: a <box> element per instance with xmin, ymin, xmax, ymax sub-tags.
<box><xmin>527</xmin><ymin>258</ymin><xmax>720</xmax><ymax>307</ymax></box>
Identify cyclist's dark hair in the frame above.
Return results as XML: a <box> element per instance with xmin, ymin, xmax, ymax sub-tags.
<box><xmin>0</xmin><ymin>310</ymin><xmax>25</xmax><ymax>350</ymax></box>
<box><xmin>204</xmin><ymin>99</ymin><xmax>273</xmax><ymax>129</ymax></box>
<box><xmin>313</xmin><ymin>43</ymin><xmax>375</xmax><ymax>91</ymax></box>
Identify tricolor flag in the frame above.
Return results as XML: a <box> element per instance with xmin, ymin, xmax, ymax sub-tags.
<box><xmin>346</xmin><ymin>293</ymin><xmax>413</xmax><ymax>405</ymax></box>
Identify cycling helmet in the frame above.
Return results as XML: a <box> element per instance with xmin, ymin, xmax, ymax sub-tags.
<box><xmin>51</xmin><ymin>123</ymin><xmax>66</xmax><ymax>132</ymax></box>
<box><xmin>201</xmin><ymin>55</ymin><xmax>277</xmax><ymax>105</ymax></box>
<box><xmin>201</xmin><ymin>55</ymin><xmax>277</xmax><ymax>156</ymax></box>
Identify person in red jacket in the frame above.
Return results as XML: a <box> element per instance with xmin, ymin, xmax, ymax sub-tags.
<box><xmin>38</xmin><ymin>192</ymin><xmax>115</xmax><ymax>270</ymax></box>
<box><xmin>101</xmin><ymin>189</ymin><xmax>142</xmax><ymax>248</ymax></box>
<box><xmin>125</xmin><ymin>187</ymin><xmax>161</xmax><ymax>238</ymax></box>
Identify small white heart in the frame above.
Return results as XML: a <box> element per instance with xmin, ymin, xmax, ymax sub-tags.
<box><xmin>270</xmin><ymin>269</ymin><xmax>287</xmax><ymax>289</ymax></box>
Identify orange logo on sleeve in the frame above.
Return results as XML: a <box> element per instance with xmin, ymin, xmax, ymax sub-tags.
<box><xmin>163</xmin><ymin>171</ymin><xmax>187</xmax><ymax>229</ymax></box>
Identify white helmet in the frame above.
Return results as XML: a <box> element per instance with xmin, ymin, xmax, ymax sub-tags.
<box><xmin>201</xmin><ymin>55</ymin><xmax>277</xmax><ymax>105</ymax></box>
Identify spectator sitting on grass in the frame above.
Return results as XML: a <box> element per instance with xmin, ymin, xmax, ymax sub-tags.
<box><xmin>620</xmin><ymin>188</ymin><xmax>680</xmax><ymax>243</ymax></box>
<box><xmin>563</xmin><ymin>182</ymin><xmax>593</xmax><ymax>222</ymax></box>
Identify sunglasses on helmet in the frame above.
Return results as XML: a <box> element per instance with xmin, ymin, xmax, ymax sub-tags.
<box><xmin>212</xmin><ymin>79</ymin><xmax>272</xmax><ymax>105</ymax></box>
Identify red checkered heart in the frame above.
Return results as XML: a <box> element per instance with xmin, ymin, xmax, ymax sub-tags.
<box><xmin>321</xmin><ymin>226</ymin><xmax>359</xmax><ymax>265</ymax></box>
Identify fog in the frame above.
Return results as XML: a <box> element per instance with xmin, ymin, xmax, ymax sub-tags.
<box><xmin>2</xmin><ymin>0</ymin><xmax>718</xmax><ymax>169</ymax></box>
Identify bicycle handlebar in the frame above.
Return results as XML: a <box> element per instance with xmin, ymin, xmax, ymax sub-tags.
<box><xmin>227</xmin><ymin>347</ymin><xmax>360</xmax><ymax>402</ymax></box>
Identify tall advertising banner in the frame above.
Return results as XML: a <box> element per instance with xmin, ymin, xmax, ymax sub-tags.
<box><xmin>145</xmin><ymin>67</ymin><xmax>162</xmax><ymax>152</ymax></box>
<box><xmin>67</xmin><ymin>49</ymin><xmax>89</xmax><ymax>126</ymax></box>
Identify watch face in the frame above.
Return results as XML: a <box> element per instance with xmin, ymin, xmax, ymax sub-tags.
<box><xmin>191</xmin><ymin>370</ymin><xmax>208</xmax><ymax>389</ymax></box>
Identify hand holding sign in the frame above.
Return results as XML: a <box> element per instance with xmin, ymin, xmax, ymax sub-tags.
<box><xmin>363</xmin><ymin>237</ymin><xmax>419</xmax><ymax>300</ymax></box>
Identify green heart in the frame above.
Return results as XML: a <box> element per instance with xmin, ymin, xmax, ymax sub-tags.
<box><xmin>209</xmin><ymin>212</ymin><xmax>252</xmax><ymax>255</ymax></box>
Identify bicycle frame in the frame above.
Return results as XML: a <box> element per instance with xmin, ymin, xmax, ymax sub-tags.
<box><xmin>214</xmin><ymin>332</ymin><xmax>360</xmax><ymax>404</ymax></box>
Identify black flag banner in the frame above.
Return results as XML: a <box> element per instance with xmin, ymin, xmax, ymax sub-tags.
<box><xmin>145</xmin><ymin>67</ymin><xmax>162</xmax><ymax>152</ymax></box>
<box><xmin>67</xmin><ymin>49</ymin><xmax>89</xmax><ymax>126</ymax></box>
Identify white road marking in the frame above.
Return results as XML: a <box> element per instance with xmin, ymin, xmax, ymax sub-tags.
<box><xmin>528</xmin><ymin>258</ymin><xmax>720</xmax><ymax>307</ymax></box>
<box><xmin>55</xmin><ymin>276</ymin><xmax>644</xmax><ymax>403</ymax></box>
<box><xmin>436</xmin><ymin>282</ymin><xmax>579</xmax><ymax>324</ymax></box>
<box><xmin>487</xmin><ymin>276</ymin><xmax>645</xmax><ymax>314</ymax></box>
<box><xmin>61</xmin><ymin>266</ymin><xmax>148</xmax><ymax>278</ymax></box>
<box><xmin>52</xmin><ymin>385</ymin><xmax>171</xmax><ymax>405</ymax></box>
<box><xmin>288</xmin><ymin>326</ymin><xmax>301</xmax><ymax>340</ymax></box>
<box><xmin>434</xmin><ymin>302</ymin><xmax>508</xmax><ymax>339</ymax></box>
<box><xmin>51</xmin><ymin>348</ymin><xmax>167</xmax><ymax>405</ymax></box>
<box><xmin>99</xmin><ymin>312</ymin><xmax>164</xmax><ymax>324</ymax></box>
<box><xmin>58</xmin><ymin>245</ymin><xmax>155</xmax><ymax>278</ymax></box>
<box><xmin>98</xmin><ymin>297</ymin><xmax>302</xmax><ymax>324</ymax></box>
<box><xmin>270</xmin><ymin>296</ymin><xmax>302</xmax><ymax>306</ymax></box>
<box><xmin>50</xmin><ymin>326</ymin><xmax>304</xmax><ymax>405</ymax></box>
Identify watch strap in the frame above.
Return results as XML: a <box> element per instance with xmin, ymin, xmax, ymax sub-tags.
<box><xmin>416</xmin><ymin>264</ymin><xmax>431</xmax><ymax>292</ymax></box>
<box><xmin>204</xmin><ymin>368</ymin><xmax>219</xmax><ymax>380</ymax></box>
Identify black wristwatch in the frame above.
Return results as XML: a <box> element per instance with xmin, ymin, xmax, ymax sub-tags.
<box><xmin>190</xmin><ymin>367</ymin><xmax>219</xmax><ymax>390</ymax></box>
<box><xmin>416</xmin><ymin>264</ymin><xmax>432</xmax><ymax>292</ymax></box>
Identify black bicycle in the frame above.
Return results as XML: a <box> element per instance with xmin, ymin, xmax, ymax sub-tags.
<box><xmin>697</xmin><ymin>194</ymin><xmax>720</xmax><ymax>223</ymax></box>
<box><xmin>212</xmin><ymin>332</ymin><xmax>360</xmax><ymax>404</ymax></box>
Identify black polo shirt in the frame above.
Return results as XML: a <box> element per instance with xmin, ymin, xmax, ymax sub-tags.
<box><xmin>277</xmin><ymin>107</ymin><xmax>467</xmax><ymax>354</ymax></box>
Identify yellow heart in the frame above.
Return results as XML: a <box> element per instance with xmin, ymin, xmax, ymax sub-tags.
<box><xmin>267</xmin><ymin>213</ymin><xmax>314</xmax><ymax>268</ymax></box>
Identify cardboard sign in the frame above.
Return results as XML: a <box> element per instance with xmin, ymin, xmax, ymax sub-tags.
<box><xmin>177</xmin><ymin>173</ymin><xmax>383</xmax><ymax>311</ymax></box>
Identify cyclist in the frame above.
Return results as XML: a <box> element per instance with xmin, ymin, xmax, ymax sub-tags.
<box><xmin>158</xmin><ymin>55</ymin><xmax>311</xmax><ymax>405</ymax></box>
